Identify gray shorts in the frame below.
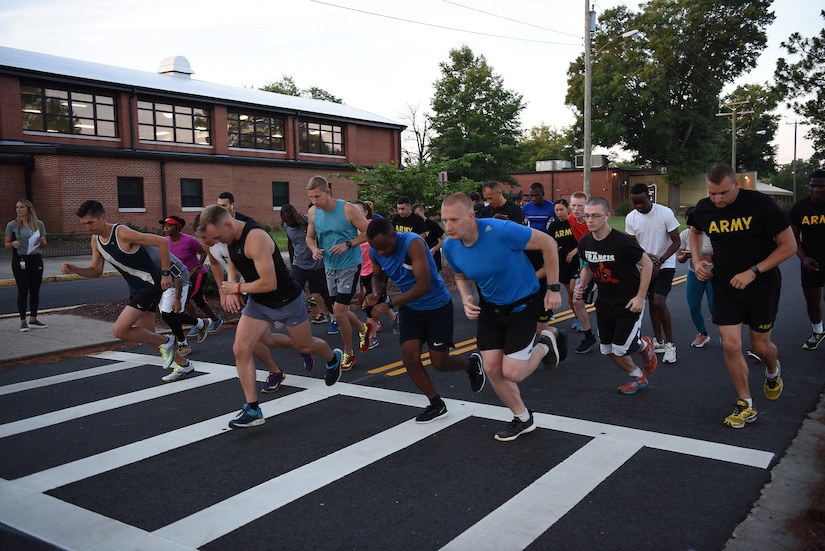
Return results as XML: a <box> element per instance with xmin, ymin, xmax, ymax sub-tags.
<box><xmin>326</xmin><ymin>265</ymin><xmax>361</xmax><ymax>304</ymax></box>
<box><xmin>242</xmin><ymin>292</ymin><xmax>309</xmax><ymax>328</ymax></box>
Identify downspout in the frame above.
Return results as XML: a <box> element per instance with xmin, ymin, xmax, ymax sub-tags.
<box><xmin>129</xmin><ymin>88</ymin><xmax>137</xmax><ymax>151</ymax></box>
<box><xmin>160</xmin><ymin>158</ymin><xmax>168</xmax><ymax>219</ymax></box>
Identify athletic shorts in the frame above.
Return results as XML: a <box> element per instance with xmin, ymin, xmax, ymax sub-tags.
<box><xmin>712</xmin><ymin>271</ymin><xmax>781</xmax><ymax>332</ymax></box>
<box><xmin>326</xmin><ymin>265</ymin><xmax>361</xmax><ymax>305</ymax></box>
<box><xmin>242</xmin><ymin>291</ymin><xmax>309</xmax><ymax>328</ymax></box>
<box><xmin>159</xmin><ymin>282</ymin><xmax>190</xmax><ymax>314</ymax></box>
<box><xmin>595</xmin><ymin>300</ymin><xmax>644</xmax><ymax>356</ymax></box>
<box><xmin>398</xmin><ymin>300</ymin><xmax>454</xmax><ymax>353</ymax></box>
<box><xmin>647</xmin><ymin>268</ymin><xmax>675</xmax><ymax>299</ymax></box>
<box><xmin>291</xmin><ymin>265</ymin><xmax>330</xmax><ymax>297</ymax></box>
<box><xmin>477</xmin><ymin>296</ymin><xmax>539</xmax><ymax>355</ymax></box>
<box><xmin>128</xmin><ymin>289</ymin><xmax>161</xmax><ymax>313</ymax></box>
<box><xmin>800</xmin><ymin>258</ymin><xmax>825</xmax><ymax>288</ymax></box>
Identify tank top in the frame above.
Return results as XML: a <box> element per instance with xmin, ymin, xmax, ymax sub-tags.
<box><xmin>371</xmin><ymin>232</ymin><xmax>450</xmax><ymax>310</ymax></box>
<box><xmin>313</xmin><ymin>199</ymin><xmax>360</xmax><ymax>270</ymax></box>
<box><xmin>228</xmin><ymin>221</ymin><xmax>301</xmax><ymax>308</ymax></box>
<box><xmin>96</xmin><ymin>223</ymin><xmax>159</xmax><ymax>295</ymax></box>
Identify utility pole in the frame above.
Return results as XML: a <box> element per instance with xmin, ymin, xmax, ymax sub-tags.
<box><xmin>583</xmin><ymin>1</ymin><xmax>594</xmax><ymax>197</ymax></box>
<box><xmin>788</xmin><ymin>120</ymin><xmax>799</xmax><ymax>204</ymax></box>
<box><xmin>716</xmin><ymin>101</ymin><xmax>753</xmax><ymax>172</ymax></box>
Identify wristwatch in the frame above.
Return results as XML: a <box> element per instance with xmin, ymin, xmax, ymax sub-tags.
<box><xmin>346</xmin><ymin>240</ymin><xmax>353</xmax><ymax>249</ymax></box>
<box><xmin>385</xmin><ymin>297</ymin><xmax>394</xmax><ymax>309</ymax></box>
<box><xmin>547</xmin><ymin>283</ymin><xmax>561</xmax><ymax>292</ymax></box>
<box><xmin>161</xmin><ymin>269</ymin><xmax>171</xmax><ymax>276</ymax></box>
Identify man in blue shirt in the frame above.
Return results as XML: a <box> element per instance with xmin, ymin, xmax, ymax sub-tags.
<box><xmin>441</xmin><ymin>193</ymin><xmax>564</xmax><ymax>442</ymax></box>
<box><xmin>364</xmin><ymin>218</ymin><xmax>486</xmax><ymax>423</ymax></box>
<box><xmin>522</xmin><ymin>182</ymin><xmax>556</xmax><ymax>232</ymax></box>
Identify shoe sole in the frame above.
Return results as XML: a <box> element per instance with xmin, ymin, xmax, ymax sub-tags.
<box><xmin>207</xmin><ymin>322</ymin><xmax>223</xmax><ymax>333</ymax></box>
<box><xmin>229</xmin><ymin>418</ymin><xmax>265</xmax><ymax>429</ymax></box>
<box><xmin>261</xmin><ymin>373</ymin><xmax>285</xmax><ymax>393</ymax></box>
<box><xmin>162</xmin><ymin>368</ymin><xmax>194</xmax><ymax>383</ymax></box>
<box><xmin>662</xmin><ymin>357</ymin><xmax>677</xmax><ymax>364</ymax></box>
<box><xmin>415</xmin><ymin>410</ymin><xmax>448</xmax><ymax>424</ymax></box>
<box><xmin>469</xmin><ymin>352</ymin><xmax>486</xmax><ymax>393</ymax></box>
<box><xmin>359</xmin><ymin>322</ymin><xmax>373</xmax><ymax>352</ymax></box>
<box><xmin>539</xmin><ymin>330</ymin><xmax>560</xmax><ymax>370</ymax></box>
<box><xmin>725</xmin><ymin>415</ymin><xmax>757</xmax><ymax>428</ymax></box>
<box><xmin>494</xmin><ymin>421</ymin><xmax>537</xmax><ymax>442</ymax></box>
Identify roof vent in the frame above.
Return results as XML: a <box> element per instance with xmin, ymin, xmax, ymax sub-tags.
<box><xmin>157</xmin><ymin>56</ymin><xmax>193</xmax><ymax>78</ymax></box>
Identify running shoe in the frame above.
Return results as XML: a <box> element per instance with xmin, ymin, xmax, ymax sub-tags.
<box><xmin>20</xmin><ymin>321</ymin><xmax>29</xmax><ymax>332</ymax></box>
<box><xmin>691</xmin><ymin>333</ymin><xmax>711</xmax><ymax>348</ymax></box>
<box><xmin>467</xmin><ymin>352</ymin><xmax>486</xmax><ymax>393</ymax></box>
<box><xmin>746</xmin><ymin>349</ymin><xmax>763</xmax><ymax>363</ymax></box>
<box><xmin>208</xmin><ymin>317</ymin><xmax>224</xmax><ymax>333</ymax></box>
<box><xmin>618</xmin><ymin>373</ymin><xmax>649</xmax><ymax>395</ymax></box>
<box><xmin>575</xmin><ymin>335</ymin><xmax>598</xmax><ymax>354</ymax></box>
<box><xmin>326</xmin><ymin>348</ymin><xmax>343</xmax><ymax>386</ymax></box>
<box><xmin>261</xmin><ymin>371</ymin><xmax>285</xmax><ymax>393</ymax></box>
<box><xmin>359</xmin><ymin>321</ymin><xmax>374</xmax><ymax>352</ymax></box>
<box><xmin>341</xmin><ymin>352</ymin><xmax>355</xmax><ymax>371</ymax></box>
<box><xmin>764</xmin><ymin>361</ymin><xmax>783</xmax><ymax>400</ymax></box>
<box><xmin>392</xmin><ymin>312</ymin><xmax>400</xmax><ymax>335</ymax></box>
<box><xmin>494</xmin><ymin>411</ymin><xmax>536</xmax><ymax>442</ymax></box>
<box><xmin>327</xmin><ymin>319</ymin><xmax>340</xmax><ymax>335</ymax></box>
<box><xmin>640</xmin><ymin>336</ymin><xmax>658</xmax><ymax>374</ymax></box>
<box><xmin>653</xmin><ymin>338</ymin><xmax>666</xmax><ymax>353</ymax></box>
<box><xmin>196</xmin><ymin>318</ymin><xmax>211</xmax><ymax>344</ymax></box>
<box><xmin>229</xmin><ymin>403</ymin><xmax>264</xmax><ymax>429</ymax></box>
<box><xmin>803</xmin><ymin>331</ymin><xmax>825</xmax><ymax>350</ymax></box>
<box><xmin>537</xmin><ymin>330</ymin><xmax>559</xmax><ymax>370</ymax></box>
<box><xmin>375</xmin><ymin>321</ymin><xmax>382</xmax><ymax>332</ymax></box>
<box><xmin>369</xmin><ymin>336</ymin><xmax>379</xmax><ymax>350</ymax></box>
<box><xmin>571</xmin><ymin>319</ymin><xmax>582</xmax><ymax>332</ymax></box>
<box><xmin>662</xmin><ymin>342</ymin><xmax>677</xmax><ymax>364</ymax></box>
<box><xmin>301</xmin><ymin>352</ymin><xmax>315</xmax><ymax>372</ymax></box>
<box><xmin>187</xmin><ymin>325</ymin><xmax>198</xmax><ymax>338</ymax></box>
<box><xmin>178</xmin><ymin>341</ymin><xmax>191</xmax><ymax>357</ymax></box>
<box><xmin>556</xmin><ymin>331</ymin><xmax>568</xmax><ymax>362</ymax></box>
<box><xmin>162</xmin><ymin>361</ymin><xmax>194</xmax><ymax>382</ymax></box>
<box><xmin>158</xmin><ymin>335</ymin><xmax>177</xmax><ymax>369</ymax></box>
<box><xmin>311</xmin><ymin>313</ymin><xmax>330</xmax><ymax>324</ymax></box>
<box><xmin>28</xmin><ymin>320</ymin><xmax>47</xmax><ymax>329</ymax></box>
<box><xmin>724</xmin><ymin>399</ymin><xmax>757</xmax><ymax>429</ymax></box>
<box><xmin>416</xmin><ymin>403</ymin><xmax>447</xmax><ymax>423</ymax></box>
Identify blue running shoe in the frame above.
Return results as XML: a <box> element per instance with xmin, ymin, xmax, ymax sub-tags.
<box><xmin>208</xmin><ymin>317</ymin><xmax>224</xmax><ymax>333</ymax></box>
<box><xmin>571</xmin><ymin>319</ymin><xmax>582</xmax><ymax>332</ymax></box>
<box><xmin>187</xmin><ymin>325</ymin><xmax>199</xmax><ymax>338</ymax></box>
<box><xmin>327</xmin><ymin>319</ymin><xmax>340</xmax><ymax>335</ymax></box>
<box><xmin>261</xmin><ymin>371</ymin><xmax>285</xmax><ymax>393</ymax></box>
<box><xmin>229</xmin><ymin>403</ymin><xmax>264</xmax><ymax>428</ymax></box>
<box><xmin>326</xmin><ymin>348</ymin><xmax>343</xmax><ymax>386</ymax></box>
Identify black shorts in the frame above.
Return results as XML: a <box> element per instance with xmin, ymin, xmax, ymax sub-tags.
<box><xmin>477</xmin><ymin>296</ymin><xmax>539</xmax><ymax>355</ymax></box>
<box><xmin>398</xmin><ymin>300</ymin><xmax>454</xmax><ymax>352</ymax></box>
<box><xmin>647</xmin><ymin>268</ymin><xmax>675</xmax><ymax>299</ymax></box>
<box><xmin>129</xmin><ymin>289</ymin><xmax>161</xmax><ymax>313</ymax></box>
<box><xmin>712</xmin><ymin>271</ymin><xmax>781</xmax><ymax>332</ymax></box>
<box><xmin>291</xmin><ymin>265</ymin><xmax>330</xmax><ymax>297</ymax></box>
<box><xmin>800</xmin><ymin>258</ymin><xmax>825</xmax><ymax>288</ymax></box>
<box><xmin>595</xmin><ymin>301</ymin><xmax>643</xmax><ymax>356</ymax></box>
<box><xmin>559</xmin><ymin>263</ymin><xmax>579</xmax><ymax>285</ymax></box>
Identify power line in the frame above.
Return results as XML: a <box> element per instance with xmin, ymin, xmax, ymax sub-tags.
<box><xmin>309</xmin><ymin>0</ymin><xmax>580</xmax><ymax>46</ymax></box>
<box><xmin>441</xmin><ymin>0</ymin><xmax>581</xmax><ymax>39</ymax></box>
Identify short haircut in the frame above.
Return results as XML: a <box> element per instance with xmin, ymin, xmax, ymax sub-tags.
<box><xmin>366</xmin><ymin>217</ymin><xmax>394</xmax><ymax>239</ymax></box>
<box><xmin>482</xmin><ymin>181</ymin><xmax>501</xmax><ymax>192</ymax></box>
<box><xmin>307</xmin><ymin>175</ymin><xmax>330</xmax><ymax>192</ymax></box>
<box><xmin>468</xmin><ymin>192</ymin><xmax>481</xmax><ymax>202</ymax></box>
<box><xmin>555</xmin><ymin>198</ymin><xmax>569</xmax><ymax>207</ymax></box>
<box><xmin>76</xmin><ymin>200</ymin><xmax>104</xmax><ymax>218</ymax></box>
<box><xmin>586</xmin><ymin>196</ymin><xmax>611</xmax><ymax>212</ymax></box>
<box><xmin>630</xmin><ymin>183</ymin><xmax>650</xmax><ymax>195</ymax></box>
<box><xmin>442</xmin><ymin>192</ymin><xmax>473</xmax><ymax>211</ymax></box>
<box><xmin>198</xmin><ymin>204</ymin><xmax>231</xmax><ymax>232</ymax></box>
<box><xmin>810</xmin><ymin>170</ymin><xmax>825</xmax><ymax>181</ymax></box>
<box><xmin>397</xmin><ymin>196</ymin><xmax>411</xmax><ymax>205</ymax></box>
<box><xmin>218</xmin><ymin>191</ymin><xmax>235</xmax><ymax>203</ymax></box>
<box><xmin>570</xmin><ymin>191</ymin><xmax>588</xmax><ymax>201</ymax></box>
<box><xmin>530</xmin><ymin>182</ymin><xmax>544</xmax><ymax>193</ymax></box>
<box><xmin>706</xmin><ymin>162</ymin><xmax>736</xmax><ymax>185</ymax></box>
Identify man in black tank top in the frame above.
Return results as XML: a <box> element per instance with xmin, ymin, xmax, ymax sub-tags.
<box><xmin>61</xmin><ymin>201</ymin><xmax>188</xmax><ymax>371</ymax></box>
<box><xmin>198</xmin><ymin>205</ymin><xmax>344</xmax><ymax>429</ymax></box>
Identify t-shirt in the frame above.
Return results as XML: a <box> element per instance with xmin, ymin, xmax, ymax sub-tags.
<box><xmin>625</xmin><ymin>203</ymin><xmax>680</xmax><ymax>269</ymax></box>
<box><xmin>443</xmin><ymin>217</ymin><xmax>537</xmax><ymax>305</ymax></box>
<box><xmin>167</xmin><ymin>233</ymin><xmax>206</xmax><ymax>275</ymax></box>
<box><xmin>568</xmin><ymin>216</ymin><xmax>589</xmax><ymax>242</ymax></box>
<box><xmin>578</xmin><ymin>229</ymin><xmax>645</xmax><ymax>305</ymax></box>
<box><xmin>678</xmin><ymin>228</ymin><xmax>713</xmax><ymax>273</ymax></box>
<box><xmin>391</xmin><ymin>213</ymin><xmax>427</xmax><ymax>235</ymax></box>
<box><xmin>477</xmin><ymin>201</ymin><xmax>525</xmax><ymax>224</ymax></box>
<box><xmin>422</xmin><ymin>218</ymin><xmax>445</xmax><ymax>271</ymax></box>
<box><xmin>691</xmin><ymin>189</ymin><xmax>790</xmax><ymax>297</ymax></box>
<box><xmin>522</xmin><ymin>200</ymin><xmax>557</xmax><ymax>232</ymax></box>
<box><xmin>548</xmin><ymin>218</ymin><xmax>579</xmax><ymax>274</ymax></box>
<box><xmin>789</xmin><ymin>196</ymin><xmax>825</xmax><ymax>258</ymax></box>
<box><xmin>5</xmin><ymin>220</ymin><xmax>46</xmax><ymax>256</ymax></box>
<box><xmin>360</xmin><ymin>241</ymin><xmax>373</xmax><ymax>277</ymax></box>
<box><xmin>284</xmin><ymin>217</ymin><xmax>323</xmax><ymax>271</ymax></box>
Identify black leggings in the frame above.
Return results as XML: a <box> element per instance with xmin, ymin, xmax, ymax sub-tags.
<box><xmin>12</xmin><ymin>254</ymin><xmax>44</xmax><ymax>320</ymax></box>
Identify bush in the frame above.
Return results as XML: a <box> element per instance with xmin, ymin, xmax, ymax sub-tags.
<box><xmin>615</xmin><ymin>200</ymin><xmax>632</xmax><ymax>216</ymax></box>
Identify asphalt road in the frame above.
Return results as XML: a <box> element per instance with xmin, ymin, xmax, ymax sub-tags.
<box><xmin>1</xmin><ymin>260</ymin><xmax>822</xmax><ymax>550</ymax></box>
<box><xmin>0</xmin><ymin>276</ymin><xmax>128</xmax><ymax>316</ymax></box>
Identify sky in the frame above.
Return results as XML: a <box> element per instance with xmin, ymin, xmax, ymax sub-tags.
<box><xmin>0</xmin><ymin>0</ymin><xmax>820</xmax><ymax>166</ymax></box>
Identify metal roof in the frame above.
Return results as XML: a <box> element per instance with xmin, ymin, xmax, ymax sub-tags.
<box><xmin>0</xmin><ymin>45</ymin><xmax>403</xmax><ymax>129</ymax></box>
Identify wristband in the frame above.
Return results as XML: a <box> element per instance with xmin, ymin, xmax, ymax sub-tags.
<box><xmin>547</xmin><ymin>283</ymin><xmax>561</xmax><ymax>292</ymax></box>
<box><xmin>237</xmin><ymin>282</ymin><xmax>242</xmax><ymax>294</ymax></box>
<box><xmin>750</xmin><ymin>265</ymin><xmax>760</xmax><ymax>275</ymax></box>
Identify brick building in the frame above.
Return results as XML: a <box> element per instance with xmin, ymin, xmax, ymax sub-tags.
<box><xmin>0</xmin><ymin>46</ymin><xmax>404</xmax><ymax>233</ymax></box>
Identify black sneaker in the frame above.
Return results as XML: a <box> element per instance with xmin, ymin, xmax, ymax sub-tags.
<box><xmin>494</xmin><ymin>410</ymin><xmax>537</xmax><ymax>442</ymax></box>
<box><xmin>537</xmin><ymin>330</ymin><xmax>559</xmax><ymax>370</ymax></box>
<box><xmin>325</xmin><ymin>349</ymin><xmax>343</xmax><ymax>386</ymax></box>
<box><xmin>556</xmin><ymin>330</ymin><xmax>568</xmax><ymax>362</ymax></box>
<box><xmin>575</xmin><ymin>335</ymin><xmax>598</xmax><ymax>354</ymax></box>
<box><xmin>746</xmin><ymin>349</ymin><xmax>763</xmax><ymax>363</ymax></box>
<box><xmin>415</xmin><ymin>403</ymin><xmax>447</xmax><ymax>423</ymax></box>
<box><xmin>467</xmin><ymin>352</ymin><xmax>486</xmax><ymax>393</ymax></box>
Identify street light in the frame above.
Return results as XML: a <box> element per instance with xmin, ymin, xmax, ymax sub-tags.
<box><xmin>583</xmin><ymin>8</ymin><xmax>639</xmax><ymax>197</ymax></box>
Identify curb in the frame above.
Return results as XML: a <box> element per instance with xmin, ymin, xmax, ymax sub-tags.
<box><xmin>0</xmin><ymin>270</ymin><xmax>121</xmax><ymax>288</ymax></box>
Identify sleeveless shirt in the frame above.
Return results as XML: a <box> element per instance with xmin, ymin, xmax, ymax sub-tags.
<box><xmin>313</xmin><ymin>199</ymin><xmax>360</xmax><ymax>270</ymax></box>
<box><xmin>96</xmin><ymin>223</ymin><xmax>160</xmax><ymax>296</ymax></box>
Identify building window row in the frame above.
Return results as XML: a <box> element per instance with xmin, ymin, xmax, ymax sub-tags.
<box><xmin>115</xmin><ymin>177</ymin><xmax>290</xmax><ymax>212</ymax></box>
<box><xmin>20</xmin><ymin>81</ymin><xmax>345</xmax><ymax>155</ymax></box>
<box><xmin>21</xmin><ymin>84</ymin><xmax>118</xmax><ymax>137</ymax></box>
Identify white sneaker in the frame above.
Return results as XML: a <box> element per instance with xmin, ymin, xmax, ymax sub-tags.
<box><xmin>162</xmin><ymin>361</ymin><xmax>194</xmax><ymax>382</ymax></box>
<box><xmin>662</xmin><ymin>342</ymin><xmax>677</xmax><ymax>364</ymax></box>
<box><xmin>158</xmin><ymin>335</ymin><xmax>177</xmax><ymax>369</ymax></box>
<box><xmin>653</xmin><ymin>338</ymin><xmax>666</xmax><ymax>353</ymax></box>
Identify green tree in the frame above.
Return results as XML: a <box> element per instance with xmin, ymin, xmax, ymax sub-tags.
<box><xmin>260</xmin><ymin>75</ymin><xmax>343</xmax><ymax>103</ymax></box>
<box><xmin>775</xmin><ymin>10</ymin><xmax>825</xmax><ymax>164</ymax></box>
<box><xmin>770</xmin><ymin>159</ymin><xmax>820</xmax><ymax>199</ymax></box>
<box><xmin>516</xmin><ymin>124</ymin><xmax>577</xmax><ymax>172</ymax></box>
<box><xmin>719</xmin><ymin>83</ymin><xmax>780</xmax><ymax>175</ymax></box>
<box><xmin>429</xmin><ymin>45</ymin><xmax>525</xmax><ymax>183</ymax></box>
<box><xmin>566</xmin><ymin>0</ymin><xmax>774</xmax><ymax>184</ymax></box>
